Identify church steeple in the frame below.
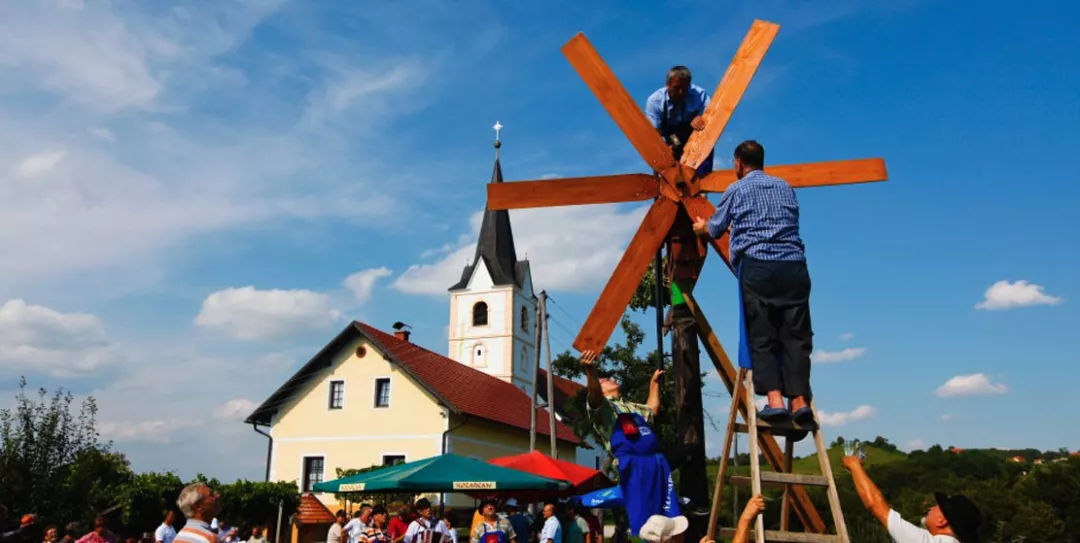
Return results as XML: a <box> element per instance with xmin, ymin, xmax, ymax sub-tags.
<box><xmin>449</xmin><ymin>121</ymin><xmax>524</xmax><ymax>291</ymax></box>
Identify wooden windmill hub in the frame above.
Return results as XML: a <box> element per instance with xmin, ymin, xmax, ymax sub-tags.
<box><xmin>484</xmin><ymin>18</ymin><xmax>888</xmax><ymax>541</ymax></box>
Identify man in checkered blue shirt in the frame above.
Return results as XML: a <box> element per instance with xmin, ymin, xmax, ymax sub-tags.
<box><xmin>692</xmin><ymin>140</ymin><xmax>815</xmax><ymax>423</ymax></box>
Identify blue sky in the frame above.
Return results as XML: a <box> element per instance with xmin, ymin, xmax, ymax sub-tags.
<box><xmin>1</xmin><ymin>0</ymin><xmax>1077</xmax><ymax>480</ymax></box>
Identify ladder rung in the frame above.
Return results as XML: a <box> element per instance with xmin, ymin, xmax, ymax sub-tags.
<box><xmin>718</xmin><ymin>528</ymin><xmax>839</xmax><ymax>543</ymax></box>
<box><xmin>736</xmin><ymin>418</ymin><xmax>818</xmax><ymax>438</ymax></box>
<box><xmin>728</xmin><ymin>472</ymin><xmax>830</xmax><ymax>488</ymax></box>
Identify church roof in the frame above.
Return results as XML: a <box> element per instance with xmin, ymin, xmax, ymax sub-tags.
<box><xmin>449</xmin><ymin>156</ymin><xmax>529</xmax><ymax>291</ymax></box>
<box><xmin>245</xmin><ymin>321</ymin><xmax>580</xmax><ymax>445</ymax></box>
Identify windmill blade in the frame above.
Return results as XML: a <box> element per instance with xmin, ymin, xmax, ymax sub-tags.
<box><xmin>573</xmin><ymin>198</ymin><xmax>679</xmax><ymax>352</ymax></box>
<box><xmin>680</xmin><ymin>20</ymin><xmax>780</xmax><ymax>170</ymax></box>
<box><xmin>680</xmin><ymin>196</ymin><xmax>733</xmax><ymax>272</ymax></box>
<box><xmin>487</xmin><ymin>173</ymin><xmax>659</xmax><ymax>210</ymax></box>
<box><xmin>562</xmin><ymin>33</ymin><xmax>674</xmax><ymax>172</ymax></box>
<box><xmin>698</xmin><ymin>158</ymin><xmax>888</xmax><ymax>192</ymax></box>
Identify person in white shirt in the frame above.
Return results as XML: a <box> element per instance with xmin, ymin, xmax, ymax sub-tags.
<box><xmin>842</xmin><ymin>454</ymin><xmax>983</xmax><ymax>542</ymax></box>
<box><xmin>404</xmin><ymin>499</ymin><xmax>453</xmax><ymax>543</ymax></box>
<box><xmin>345</xmin><ymin>508</ymin><xmax>372</xmax><ymax>543</ymax></box>
<box><xmin>329</xmin><ymin>511</ymin><xmax>348</xmax><ymax>543</ymax></box>
<box><xmin>538</xmin><ymin>504</ymin><xmax>560</xmax><ymax>543</ymax></box>
<box><xmin>154</xmin><ymin>511</ymin><xmax>176</xmax><ymax>543</ymax></box>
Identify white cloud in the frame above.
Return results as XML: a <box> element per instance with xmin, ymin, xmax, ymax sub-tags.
<box><xmin>0</xmin><ymin>299</ymin><xmax>120</xmax><ymax>377</ymax></box>
<box><xmin>975</xmin><ymin>280</ymin><xmax>1062</xmax><ymax>310</ymax></box>
<box><xmin>214</xmin><ymin>399</ymin><xmax>259</xmax><ymax>421</ymax></box>
<box><xmin>839</xmin><ymin>332</ymin><xmax>855</xmax><ymax>341</ymax></box>
<box><xmin>13</xmin><ymin>149</ymin><xmax>67</xmax><ymax>177</ymax></box>
<box><xmin>936</xmin><ymin>373</ymin><xmax>1008</xmax><ymax>397</ymax></box>
<box><xmin>393</xmin><ymin>204</ymin><xmax>650</xmax><ymax>295</ymax></box>
<box><xmin>98</xmin><ymin>418</ymin><xmax>202</xmax><ymax>444</ymax></box>
<box><xmin>194</xmin><ymin>286</ymin><xmax>342</xmax><ymax>341</ymax></box>
<box><xmin>818</xmin><ymin>405</ymin><xmax>876</xmax><ymax>427</ymax></box>
<box><xmin>343</xmin><ymin>267</ymin><xmax>393</xmax><ymax>305</ymax></box>
<box><xmin>941</xmin><ymin>413</ymin><xmax>954</xmax><ymax>422</ymax></box>
<box><xmin>905</xmin><ymin>438</ymin><xmax>926</xmax><ymax>451</ymax></box>
<box><xmin>89</xmin><ymin>127</ymin><xmax>115</xmax><ymax>141</ymax></box>
<box><xmin>812</xmin><ymin>347</ymin><xmax>866</xmax><ymax>363</ymax></box>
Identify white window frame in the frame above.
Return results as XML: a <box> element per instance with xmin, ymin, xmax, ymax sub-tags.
<box><xmin>373</xmin><ymin>377</ymin><xmax>392</xmax><ymax>408</ymax></box>
<box><xmin>328</xmin><ymin>379</ymin><xmax>345</xmax><ymax>410</ymax></box>
<box><xmin>471</xmin><ymin>343</ymin><xmax>487</xmax><ymax>368</ymax></box>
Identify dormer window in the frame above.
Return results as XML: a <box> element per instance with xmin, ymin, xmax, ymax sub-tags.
<box><xmin>472</xmin><ymin>301</ymin><xmax>488</xmax><ymax>326</ymax></box>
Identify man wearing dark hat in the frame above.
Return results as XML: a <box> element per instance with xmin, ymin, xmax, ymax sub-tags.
<box><xmin>843</xmin><ymin>455</ymin><xmax>983</xmax><ymax>542</ymax></box>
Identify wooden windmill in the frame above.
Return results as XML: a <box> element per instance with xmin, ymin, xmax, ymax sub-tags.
<box><xmin>487</xmin><ymin>19</ymin><xmax>886</xmax><ymax>541</ymax></box>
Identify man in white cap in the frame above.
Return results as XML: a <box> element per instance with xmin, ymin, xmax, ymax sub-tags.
<box><xmin>638</xmin><ymin>496</ymin><xmax>764</xmax><ymax>543</ymax></box>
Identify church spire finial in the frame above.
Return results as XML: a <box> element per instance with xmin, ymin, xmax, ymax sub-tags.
<box><xmin>493</xmin><ymin>121</ymin><xmax>503</xmax><ymax>160</ymax></box>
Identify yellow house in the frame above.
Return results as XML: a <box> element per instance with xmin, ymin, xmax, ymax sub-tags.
<box><xmin>245</xmin><ymin>135</ymin><xmax>603</xmax><ymax>508</ymax></box>
<box><xmin>245</xmin><ymin>320</ymin><xmax>581</xmax><ymax>508</ymax></box>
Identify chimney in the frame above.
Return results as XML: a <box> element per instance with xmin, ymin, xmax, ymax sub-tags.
<box><xmin>391</xmin><ymin>321</ymin><xmax>411</xmax><ymax>342</ymax></box>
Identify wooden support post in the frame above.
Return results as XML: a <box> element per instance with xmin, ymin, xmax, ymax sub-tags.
<box><xmin>682</xmin><ymin>291</ymin><xmax>827</xmax><ymax>534</ymax></box>
<box><xmin>707</xmin><ymin>368</ymin><xmax>745</xmax><ymax>540</ymax></box>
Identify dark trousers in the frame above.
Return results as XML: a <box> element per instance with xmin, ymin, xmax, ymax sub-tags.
<box><xmin>739</xmin><ymin>257</ymin><xmax>814</xmax><ymax>399</ymax></box>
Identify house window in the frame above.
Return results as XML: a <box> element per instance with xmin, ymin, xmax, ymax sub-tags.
<box><xmin>472</xmin><ymin>301</ymin><xmax>488</xmax><ymax>326</ymax></box>
<box><xmin>328</xmin><ymin>380</ymin><xmax>344</xmax><ymax>410</ymax></box>
<box><xmin>472</xmin><ymin>344</ymin><xmax>487</xmax><ymax>367</ymax></box>
<box><xmin>302</xmin><ymin>456</ymin><xmax>324</xmax><ymax>492</ymax></box>
<box><xmin>595</xmin><ymin>457</ymin><xmax>601</xmax><ymax>470</ymax></box>
<box><xmin>374</xmin><ymin>378</ymin><xmax>391</xmax><ymax>408</ymax></box>
<box><xmin>382</xmin><ymin>455</ymin><xmax>406</xmax><ymax>466</ymax></box>
<box><xmin>520</xmin><ymin>306</ymin><xmax>529</xmax><ymax>332</ymax></box>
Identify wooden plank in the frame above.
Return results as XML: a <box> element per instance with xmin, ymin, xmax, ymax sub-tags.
<box><xmin>562</xmin><ymin>33</ymin><xmax>674</xmax><ymax>172</ymax></box>
<box><xmin>812</xmin><ymin>401</ymin><xmax>851</xmax><ymax>543</ymax></box>
<box><xmin>782</xmin><ymin>438</ymin><xmax>796</xmax><ymax>531</ymax></box>
<box><xmin>698</xmin><ymin>159</ymin><xmax>888</xmax><ymax>193</ymax></box>
<box><xmin>682</xmin><ymin>293</ymin><xmax>827</xmax><ymax>534</ymax></box>
<box><xmin>572</xmin><ymin>198</ymin><xmax>678</xmax><ymax>352</ymax></box>
<box><xmin>681</xmin><ymin>20</ymin><xmax>780</xmax><ymax>170</ymax></box>
<box><xmin>728</xmin><ymin>473</ymin><xmax>830</xmax><ymax>488</ymax></box>
<box><xmin>707</xmin><ymin>368</ymin><xmax>745</xmax><ymax>541</ymax></box>
<box><xmin>680</xmin><ymin>196</ymin><xmax>733</xmax><ymax>271</ymax></box>
<box><xmin>745</xmin><ymin>371</ymin><xmax>766</xmax><ymax>543</ymax></box>
<box><xmin>486</xmin><ymin>174</ymin><xmax>659</xmax><ymax>210</ymax></box>
<box><xmin>718</xmin><ymin>529</ymin><xmax>839</xmax><ymax>543</ymax></box>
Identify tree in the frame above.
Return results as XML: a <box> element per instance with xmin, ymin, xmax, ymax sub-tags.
<box><xmin>0</xmin><ymin>377</ymin><xmax>128</xmax><ymax>526</ymax></box>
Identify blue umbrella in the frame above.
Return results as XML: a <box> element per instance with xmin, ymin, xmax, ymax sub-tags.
<box><xmin>574</xmin><ymin>484</ymin><xmax>623</xmax><ymax>508</ymax></box>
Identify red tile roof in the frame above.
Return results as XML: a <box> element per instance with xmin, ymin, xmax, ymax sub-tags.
<box><xmin>295</xmin><ymin>493</ymin><xmax>335</xmax><ymax>525</ymax></box>
<box><xmin>356</xmin><ymin>322</ymin><xmax>580</xmax><ymax>444</ymax></box>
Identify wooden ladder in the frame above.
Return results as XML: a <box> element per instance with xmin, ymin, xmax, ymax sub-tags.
<box><xmin>710</xmin><ymin>369</ymin><xmax>850</xmax><ymax>543</ymax></box>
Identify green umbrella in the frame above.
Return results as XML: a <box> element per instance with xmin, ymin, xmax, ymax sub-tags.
<box><xmin>312</xmin><ymin>453</ymin><xmax>570</xmax><ymax>493</ymax></box>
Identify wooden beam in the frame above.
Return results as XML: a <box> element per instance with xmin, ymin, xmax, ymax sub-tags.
<box><xmin>682</xmin><ymin>292</ymin><xmax>827</xmax><ymax>534</ymax></box>
<box><xmin>680</xmin><ymin>196</ymin><xmax>733</xmax><ymax>272</ymax></box>
<box><xmin>486</xmin><ymin>174</ymin><xmax>659</xmax><ymax>210</ymax></box>
<box><xmin>698</xmin><ymin>158</ymin><xmax>888</xmax><ymax>193</ymax></box>
<box><xmin>573</xmin><ymin>198</ymin><xmax>678</xmax><ymax>352</ymax></box>
<box><xmin>680</xmin><ymin>20</ymin><xmax>780</xmax><ymax>170</ymax></box>
<box><xmin>561</xmin><ymin>33</ymin><xmax>674</xmax><ymax>173</ymax></box>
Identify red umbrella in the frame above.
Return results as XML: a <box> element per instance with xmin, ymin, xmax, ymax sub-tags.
<box><xmin>488</xmin><ymin>450</ymin><xmax>613</xmax><ymax>495</ymax></box>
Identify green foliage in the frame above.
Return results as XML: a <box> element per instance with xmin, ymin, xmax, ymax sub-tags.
<box><xmin>628</xmin><ymin>257</ymin><xmax>668</xmax><ymax>312</ymax></box>
<box><xmin>187</xmin><ymin>474</ymin><xmax>302</xmax><ymax>528</ymax></box>
<box><xmin>0</xmin><ymin>377</ymin><xmax>129</xmax><ymax>527</ymax></box>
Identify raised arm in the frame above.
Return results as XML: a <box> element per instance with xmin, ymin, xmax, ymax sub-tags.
<box><xmin>843</xmin><ymin>456</ymin><xmax>891</xmax><ymax>525</ymax></box>
<box><xmin>646</xmin><ymin>369</ymin><xmax>663</xmax><ymax>416</ymax></box>
<box><xmin>730</xmin><ymin>495</ymin><xmax>765</xmax><ymax>543</ymax></box>
<box><xmin>582</xmin><ymin>350</ymin><xmax>605</xmax><ymax>409</ymax></box>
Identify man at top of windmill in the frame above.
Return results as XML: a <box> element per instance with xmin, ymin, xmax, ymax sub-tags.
<box><xmin>691</xmin><ymin>140</ymin><xmax>815</xmax><ymax>424</ymax></box>
<box><xmin>644</xmin><ymin>65</ymin><xmax>714</xmax><ymax>175</ymax></box>
<box><xmin>578</xmin><ymin>349</ymin><xmax>681</xmax><ymax>536</ymax></box>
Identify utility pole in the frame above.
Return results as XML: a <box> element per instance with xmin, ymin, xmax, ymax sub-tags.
<box><xmin>540</xmin><ymin>291</ymin><xmax>557</xmax><ymax>458</ymax></box>
<box><xmin>529</xmin><ymin>290</ymin><xmax>542</xmax><ymax>451</ymax></box>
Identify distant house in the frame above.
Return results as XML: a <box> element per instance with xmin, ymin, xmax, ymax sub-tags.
<box><xmin>1010</xmin><ymin>456</ymin><xmax>1026</xmax><ymax>463</ymax></box>
<box><xmin>244</xmin><ymin>141</ymin><xmax>602</xmax><ymax>509</ymax></box>
<box><xmin>949</xmin><ymin>447</ymin><xmax>964</xmax><ymax>453</ymax></box>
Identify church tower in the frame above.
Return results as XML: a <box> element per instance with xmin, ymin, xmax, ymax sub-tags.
<box><xmin>447</xmin><ymin>123</ymin><xmax>537</xmax><ymax>392</ymax></box>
